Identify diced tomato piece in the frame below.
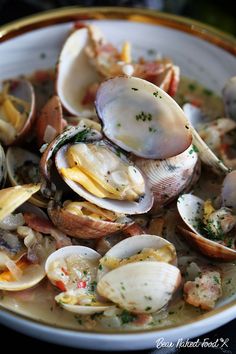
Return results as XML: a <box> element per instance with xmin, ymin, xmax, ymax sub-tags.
<box><xmin>77</xmin><ymin>281</ymin><xmax>87</xmax><ymax>289</ymax></box>
<box><xmin>55</xmin><ymin>280</ymin><xmax>66</xmax><ymax>291</ymax></box>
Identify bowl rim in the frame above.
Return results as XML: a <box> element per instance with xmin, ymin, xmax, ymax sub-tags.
<box><xmin>0</xmin><ymin>5</ymin><xmax>236</xmax><ymax>336</ymax></box>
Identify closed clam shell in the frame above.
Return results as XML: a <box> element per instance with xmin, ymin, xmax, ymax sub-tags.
<box><xmin>97</xmin><ymin>234</ymin><xmax>177</xmax><ymax>280</ymax></box>
<box><xmin>45</xmin><ymin>246</ymin><xmax>113</xmax><ymax>315</ymax></box>
<box><xmin>135</xmin><ymin>144</ymin><xmax>199</xmax><ymax>213</ymax></box>
<box><xmin>57</xmin><ymin>26</ymin><xmax>100</xmax><ymax>117</ymax></box>
<box><xmin>97</xmin><ymin>261</ymin><xmax>181</xmax><ymax>313</ymax></box>
<box><xmin>48</xmin><ymin>201</ymin><xmax>133</xmax><ymax>239</ymax></box>
<box><xmin>6</xmin><ymin>146</ymin><xmax>48</xmax><ymax>208</ymax></box>
<box><xmin>177</xmin><ymin>193</ymin><xmax>236</xmax><ymax>261</ymax></box>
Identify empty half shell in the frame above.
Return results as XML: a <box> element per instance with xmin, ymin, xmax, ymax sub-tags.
<box><xmin>57</xmin><ymin>26</ymin><xmax>100</xmax><ymax>117</ymax></box>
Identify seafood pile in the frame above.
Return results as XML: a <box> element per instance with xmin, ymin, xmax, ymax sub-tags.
<box><xmin>0</xmin><ymin>22</ymin><xmax>236</xmax><ymax>331</ymax></box>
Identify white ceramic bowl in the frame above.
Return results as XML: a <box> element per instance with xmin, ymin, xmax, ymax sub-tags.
<box><xmin>0</xmin><ymin>6</ymin><xmax>236</xmax><ymax>351</ymax></box>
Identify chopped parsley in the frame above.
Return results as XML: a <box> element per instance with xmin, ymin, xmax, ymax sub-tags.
<box><xmin>135</xmin><ymin>111</ymin><xmax>152</xmax><ymax>122</ymax></box>
<box><xmin>131</xmin><ymin>87</ymin><xmax>138</xmax><ymax>91</ymax></box>
<box><xmin>145</xmin><ymin>306</ymin><xmax>152</xmax><ymax>311</ymax></box>
<box><xmin>119</xmin><ymin>310</ymin><xmax>136</xmax><ymax>324</ymax></box>
<box><xmin>213</xmin><ymin>276</ymin><xmax>220</xmax><ymax>284</ymax></box>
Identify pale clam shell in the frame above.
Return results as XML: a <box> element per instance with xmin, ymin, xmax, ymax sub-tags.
<box><xmin>177</xmin><ymin>193</ymin><xmax>236</xmax><ymax>261</ymax></box>
<box><xmin>95</xmin><ymin>76</ymin><xmax>192</xmax><ymax>159</ymax></box>
<box><xmin>0</xmin><ymin>184</ymin><xmax>41</xmax><ymax>221</ymax></box>
<box><xmin>48</xmin><ymin>201</ymin><xmax>133</xmax><ymax>239</ymax></box>
<box><xmin>55</xmin><ymin>143</ymin><xmax>154</xmax><ymax>215</ymax></box>
<box><xmin>6</xmin><ymin>146</ymin><xmax>48</xmax><ymax>208</ymax></box>
<box><xmin>57</xmin><ymin>27</ymin><xmax>100</xmax><ymax>117</ymax></box>
<box><xmin>135</xmin><ymin>144</ymin><xmax>199</xmax><ymax>213</ymax></box>
<box><xmin>45</xmin><ymin>245</ymin><xmax>112</xmax><ymax>315</ymax></box>
<box><xmin>2</xmin><ymin>79</ymin><xmax>36</xmax><ymax>146</ymax></box>
<box><xmin>0</xmin><ymin>262</ymin><xmax>46</xmax><ymax>291</ymax></box>
<box><xmin>97</xmin><ymin>234</ymin><xmax>177</xmax><ymax>280</ymax></box>
<box><xmin>97</xmin><ymin>261</ymin><xmax>181</xmax><ymax>313</ymax></box>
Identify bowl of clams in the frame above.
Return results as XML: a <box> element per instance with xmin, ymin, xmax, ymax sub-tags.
<box><xmin>0</xmin><ymin>6</ymin><xmax>236</xmax><ymax>351</ymax></box>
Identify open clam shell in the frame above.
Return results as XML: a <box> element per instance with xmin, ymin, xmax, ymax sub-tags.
<box><xmin>183</xmin><ymin>103</ymin><xmax>230</xmax><ymax>174</ymax></box>
<box><xmin>48</xmin><ymin>200</ymin><xmax>133</xmax><ymax>239</ymax></box>
<box><xmin>177</xmin><ymin>193</ymin><xmax>236</xmax><ymax>261</ymax></box>
<box><xmin>0</xmin><ymin>258</ymin><xmax>46</xmax><ymax>291</ymax></box>
<box><xmin>40</xmin><ymin>125</ymin><xmax>102</xmax><ymax>198</ymax></box>
<box><xmin>45</xmin><ymin>246</ymin><xmax>113</xmax><ymax>315</ymax></box>
<box><xmin>0</xmin><ymin>79</ymin><xmax>36</xmax><ymax>146</ymax></box>
<box><xmin>55</xmin><ymin>143</ymin><xmax>153</xmax><ymax>215</ymax></box>
<box><xmin>0</xmin><ymin>144</ymin><xmax>7</xmax><ymax>188</ymax></box>
<box><xmin>57</xmin><ymin>26</ymin><xmax>100</xmax><ymax>117</ymax></box>
<box><xmin>135</xmin><ymin>144</ymin><xmax>199</xmax><ymax>213</ymax></box>
<box><xmin>97</xmin><ymin>234</ymin><xmax>177</xmax><ymax>280</ymax></box>
<box><xmin>0</xmin><ymin>184</ymin><xmax>40</xmax><ymax>221</ymax></box>
<box><xmin>95</xmin><ymin>76</ymin><xmax>192</xmax><ymax>159</ymax></box>
<box><xmin>97</xmin><ymin>261</ymin><xmax>181</xmax><ymax>314</ymax></box>
<box><xmin>6</xmin><ymin>146</ymin><xmax>48</xmax><ymax>208</ymax></box>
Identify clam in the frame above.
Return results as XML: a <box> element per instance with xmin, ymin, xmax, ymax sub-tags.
<box><xmin>177</xmin><ymin>173</ymin><xmax>236</xmax><ymax>261</ymax></box>
<box><xmin>183</xmin><ymin>103</ymin><xmax>231</xmax><ymax>174</ymax></box>
<box><xmin>45</xmin><ymin>245</ymin><xmax>113</xmax><ymax>315</ymax></box>
<box><xmin>6</xmin><ymin>146</ymin><xmax>48</xmax><ymax>208</ymax></box>
<box><xmin>36</xmin><ymin>95</ymin><xmax>65</xmax><ymax>148</ymax></box>
<box><xmin>223</xmin><ymin>76</ymin><xmax>236</xmax><ymax>120</ymax></box>
<box><xmin>0</xmin><ymin>184</ymin><xmax>54</xmax><ymax>291</ymax></box>
<box><xmin>48</xmin><ymin>200</ymin><xmax>133</xmax><ymax>239</ymax></box>
<box><xmin>40</xmin><ymin>125</ymin><xmax>102</xmax><ymax>198</ymax></box>
<box><xmin>55</xmin><ymin>140</ymin><xmax>153</xmax><ymax>214</ymax></box>
<box><xmin>95</xmin><ymin>77</ymin><xmax>192</xmax><ymax>159</ymax></box>
<box><xmin>0</xmin><ymin>144</ymin><xmax>7</xmax><ymax>188</ymax></box>
<box><xmin>135</xmin><ymin>144</ymin><xmax>199</xmax><ymax>213</ymax></box>
<box><xmin>0</xmin><ymin>79</ymin><xmax>35</xmax><ymax>146</ymax></box>
<box><xmin>96</xmin><ymin>235</ymin><xmax>181</xmax><ymax>313</ymax></box>
<box><xmin>57</xmin><ymin>26</ymin><xmax>100</xmax><ymax>117</ymax></box>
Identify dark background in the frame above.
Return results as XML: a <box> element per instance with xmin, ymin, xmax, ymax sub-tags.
<box><xmin>0</xmin><ymin>0</ymin><xmax>235</xmax><ymax>353</ymax></box>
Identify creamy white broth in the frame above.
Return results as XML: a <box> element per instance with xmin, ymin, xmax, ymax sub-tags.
<box><xmin>0</xmin><ymin>71</ymin><xmax>236</xmax><ymax>331</ymax></box>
